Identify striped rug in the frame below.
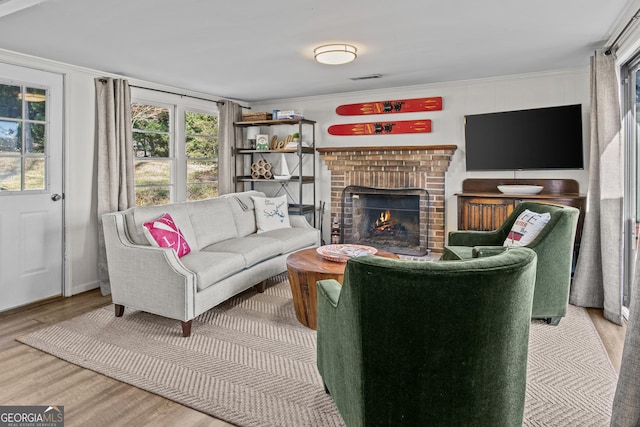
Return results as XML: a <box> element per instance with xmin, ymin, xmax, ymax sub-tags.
<box><xmin>18</xmin><ymin>274</ymin><xmax>618</xmax><ymax>426</ymax></box>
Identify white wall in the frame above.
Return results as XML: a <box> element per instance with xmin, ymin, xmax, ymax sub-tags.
<box><xmin>0</xmin><ymin>49</ymin><xmax>227</xmax><ymax>296</ymax></box>
<box><xmin>0</xmin><ymin>50</ymin><xmax>102</xmax><ymax>296</ymax></box>
<box><xmin>0</xmin><ymin>46</ymin><xmax>591</xmax><ymax>295</ymax></box>
<box><xmin>251</xmin><ymin>68</ymin><xmax>591</xmax><ymax>242</ymax></box>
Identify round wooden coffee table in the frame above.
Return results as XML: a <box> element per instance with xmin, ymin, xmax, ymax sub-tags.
<box><xmin>286</xmin><ymin>247</ymin><xmax>399</xmax><ymax>329</ymax></box>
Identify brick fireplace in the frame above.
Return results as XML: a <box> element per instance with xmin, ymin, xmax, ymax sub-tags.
<box><xmin>317</xmin><ymin>145</ymin><xmax>457</xmax><ymax>254</ymax></box>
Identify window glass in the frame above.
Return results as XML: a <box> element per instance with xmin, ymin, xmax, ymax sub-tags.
<box><xmin>26</xmin><ymin>88</ymin><xmax>46</xmax><ymax>120</ymax></box>
<box><xmin>24</xmin><ymin>158</ymin><xmax>45</xmax><ymax>190</ymax></box>
<box><xmin>0</xmin><ymin>83</ymin><xmax>47</xmax><ymax>192</ymax></box>
<box><xmin>136</xmin><ymin>186</ymin><xmax>171</xmax><ymax>207</ymax></box>
<box><xmin>186</xmin><ymin>111</ymin><xmax>218</xmax><ymax>201</ymax></box>
<box><xmin>0</xmin><ymin>84</ymin><xmax>21</xmax><ymax>119</ymax></box>
<box><xmin>0</xmin><ymin>157</ymin><xmax>20</xmax><ymax>190</ymax></box>
<box><xmin>0</xmin><ymin>120</ymin><xmax>20</xmax><ymax>152</ymax></box>
<box><xmin>132</xmin><ymin>103</ymin><xmax>172</xmax><ymax>206</ymax></box>
<box><xmin>134</xmin><ymin>159</ymin><xmax>171</xmax><ymax>186</ymax></box>
<box><xmin>25</xmin><ymin>123</ymin><xmax>45</xmax><ymax>153</ymax></box>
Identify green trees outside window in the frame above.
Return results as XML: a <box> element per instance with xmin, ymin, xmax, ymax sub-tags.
<box><xmin>0</xmin><ymin>83</ymin><xmax>47</xmax><ymax>191</ymax></box>
<box><xmin>131</xmin><ymin>101</ymin><xmax>219</xmax><ymax>206</ymax></box>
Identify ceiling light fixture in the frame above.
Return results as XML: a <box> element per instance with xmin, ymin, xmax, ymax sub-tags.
<box><xmin>314</xmin><ymin>44</ymin><xmax>357</xmax><ymax>65</ymax></box>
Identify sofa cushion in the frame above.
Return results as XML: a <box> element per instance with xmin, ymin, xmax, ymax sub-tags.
<box><xmin>179</xmin><ymin>251</ymin><xmax>246</xmax><ymax>291</ymax></box>
<box><xmin>187</xmin><ymin>198</ymin><xmax>239</xmax><ymax>250</ymax></box>
<box><xmin>142</xmin><ymin>212</ymin><xmax>191</xmax><ymax>258</ymax></box>
<box><xmin>252</xmin><ymin>195</ymin><xmax>291</xmax><ymax>233</ymax></box>
<box><xmin>441</xmin><ymin>245</ymin><xmax>472</xmax><ymax>261</ymax></box>
<box><xmin>203</xmin><ymin>236</ymin><xmax>283</xmax><ymax>267</ymax></box>
<box><xmin>221</xmin><ymin>191</ymin><xmax>263</xmax><ymax>237</ymax></box>
<box><xmin>258</xmin><ymin>226</ymin><xmax>319</xmax><ymax>253</ymax></box>
<box><xmin>124</xmin><ymin>203</ymin><xmax>196</xmax><ymax>248</ymax></box>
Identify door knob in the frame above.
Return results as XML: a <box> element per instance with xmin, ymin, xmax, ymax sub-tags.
<box><xmin>51</xmin><ymin>193</ymin><xmax>63</xmax><ymax>201</ymax></box>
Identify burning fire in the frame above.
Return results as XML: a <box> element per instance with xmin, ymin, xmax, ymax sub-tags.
<box><xmin>375</xmin><ymin>210</ymin><xmax>392</xmax><ymax>227</ymax></box>
<box><xmin>368</xmin><ymin>209</ymin><xmax>409</xmax><ymax>238</ymax></box>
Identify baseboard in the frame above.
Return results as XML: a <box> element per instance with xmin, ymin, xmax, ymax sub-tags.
<box><xmin>71</xmin><ymin>280</ymin><xmax>100</xmax><ymax>296</ymax></box>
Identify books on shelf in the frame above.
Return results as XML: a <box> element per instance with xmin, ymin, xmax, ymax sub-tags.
<box><xmin>285</xmin><ymin>141</ymin><xmax>310</xmax><ymax>149</ymax></box>
<box><xmin>276</xmin><ymin>110</ymin><xmax>304</xmax><ymax>120</ymax></box>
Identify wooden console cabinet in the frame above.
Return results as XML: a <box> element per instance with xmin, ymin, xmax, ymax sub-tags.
<box><xmin>455</xmin><ymin>178</ymin><xmax>586</xmax><ymax>249</ymax></box>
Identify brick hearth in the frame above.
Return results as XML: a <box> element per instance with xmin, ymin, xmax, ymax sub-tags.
<box><xmin>317</xmin><ymin>145</ymin><xmax>457</xmax><ymax>253</ymax></box>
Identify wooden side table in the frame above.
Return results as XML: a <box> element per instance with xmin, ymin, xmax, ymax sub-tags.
<box><xmin>286</xmin><ymin>247</ymin><xmax>399</xmax><ymax>329</ymax></box>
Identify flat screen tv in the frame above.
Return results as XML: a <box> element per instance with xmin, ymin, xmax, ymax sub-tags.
<box><xmin>464</xmin><ymin>104</ymin><xmax>584</xmax><ymax>171</ymax></box>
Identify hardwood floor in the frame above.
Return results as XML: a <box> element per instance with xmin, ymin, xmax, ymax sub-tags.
<box><xmin>0</xmin><ymin>290</ymin><xmax>233</xmax><ymax>427</ymax></box>
<box><xmin>587</xmin><ymin>307</ymin><xmax>627</xmax><ymax>372</ymax></box>
<box><xmin>0</xmin><ymin>289</ymin><xmax>628</xmax><ymax>426</ymax></box>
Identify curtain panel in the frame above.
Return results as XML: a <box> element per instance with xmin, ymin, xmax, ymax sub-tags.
<box><xmin>570</xmin><ymin>50</ymin><xmax>624</xmax><ymax>325</ymax></box>
<box><xmin>95</xmin><ymin>77</ymin><xmax>135</xmax><ymax>296</ymax></box>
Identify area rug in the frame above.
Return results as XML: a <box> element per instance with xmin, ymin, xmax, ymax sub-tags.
<box><xmin>18</xmin><ymin>274</ymin><xmax>618</xmax><ymax>426</ymax></box>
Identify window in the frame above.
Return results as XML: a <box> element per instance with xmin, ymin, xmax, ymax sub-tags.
<box><xmin>0</xmin><ymin>83</ymin><xmax>47</xmax><ymax>191</ymax></box>
<box><xmin>186</xmin><ymin>111</ymin><xmax>219</xmax><ymax>201</ymax></box>
<box><xmin>621</xmin><ymin>55</ymin><xmax>640</xmax><ymax>311</ymax></box>
<box><xmin>131</xmin><ymin>90</ymin><xmax>219</xmax><ymax>206</ymax></box>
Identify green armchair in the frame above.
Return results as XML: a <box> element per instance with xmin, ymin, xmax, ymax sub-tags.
<box><xmin>445</xmin><ymin>201</ymin><xmax>579</xmax><ymax>325</ymax></box>
<box><xmin>317</xmin><ymin>248</ymin><xmax>537</xmax><ymax>427</ymax></box>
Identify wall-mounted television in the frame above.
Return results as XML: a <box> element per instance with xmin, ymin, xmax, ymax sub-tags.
<box><xmin>464</xmin><ymin>104</ymin><xmax>584</xmax><ymax>171</ymax></box>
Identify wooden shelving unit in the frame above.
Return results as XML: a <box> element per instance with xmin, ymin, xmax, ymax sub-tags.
<box><xmin>233</xmin><ymin>118</ymin><xmax>316</xmax><ymax>225</ymax></box>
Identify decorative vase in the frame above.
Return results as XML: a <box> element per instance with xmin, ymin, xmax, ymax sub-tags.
<box><xmin>279</xmin><ymin>153</ymin><xmax>290</xmax><ymax>177</ymax></box>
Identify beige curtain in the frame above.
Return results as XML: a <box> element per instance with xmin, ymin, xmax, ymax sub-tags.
<box><xmin>217</xmin><ymin>100</ymin><xmax>243</xmax><ymax>195</ymax></box>
<box><xmin>611</xmin><ymin>251</ymin><xmax>640</xmax><ymax>425</ymax></box>
<box><xmin>570</xmin><ymin>50</ymin><xmax>624</xmax><ymax>325</ymax></box>
<box><xmin>95</xmin><ymin>78</ymin><xmax>135</xmax><ymax>296</ymax></box>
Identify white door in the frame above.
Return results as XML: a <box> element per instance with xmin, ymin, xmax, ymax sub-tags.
<box><xmin>0</xmin><ymin>62</ymin><xmax>64</xmax><ymax>311</ymax></box>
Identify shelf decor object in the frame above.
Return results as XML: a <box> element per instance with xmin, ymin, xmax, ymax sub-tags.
<box><xmin>242</xmin><ymin>112</ymin><xmax>272</xmax><ymax>121</ymax></box>
<box><xmin>250</xmin><ymin>160</ymin><xmax>273</xmax><ymax>179</ymax></box>
<box><xmin>497</xmin><ymin>185</ymin><xmax>544</xmax><ymax>195</ymax></box>
<box><xmin>336</xmin><ymin>96</ymin><xmax>443</xmax><ymax>116</ymax></box>
<box><xmin>255</xmin><ymin>134</ymin><xmax>269</xmax><ymax>150</ymax></box>
<box><xmin>274</xmin><ymin>153</ymin><xmax>291</xmax><ymax>180</ymax></box>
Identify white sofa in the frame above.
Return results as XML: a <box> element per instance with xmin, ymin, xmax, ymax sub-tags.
<box><xmin>101</xmin><ymin>190</ymin><xmax>320</xmax><ymax>336</ymax></box>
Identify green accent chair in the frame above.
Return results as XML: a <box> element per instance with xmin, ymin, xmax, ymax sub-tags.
<box><xmin>317</xmin><ymin>248</ymin><xmax>537</xmax><ymax>427</ymax></box>
<box><xmin>444</xmin><ymin>201</ymin><xmax>579</xmax><ymax>326</ymax></box>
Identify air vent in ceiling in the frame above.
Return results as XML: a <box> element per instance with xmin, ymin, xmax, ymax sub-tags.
<box><xmin>349</xmin><ymin>74</ymin><xmax>383</xmax><ymax>81</ymax></box>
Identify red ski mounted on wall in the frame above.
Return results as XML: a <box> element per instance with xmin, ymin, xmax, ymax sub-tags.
<box><xmin>327</xmin><ymin>119</ymin><xmax>432</xmax><ymax>136</ymax></box>
<box><xmin>335</xmin><ymin>96</ymin><xmax>442</xmax><ymax>116</ymax></box>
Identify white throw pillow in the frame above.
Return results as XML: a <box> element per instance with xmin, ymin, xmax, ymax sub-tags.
<box><xmin>251</xmin><ymin>195</ymin><xmax>291</xmax><ymax>233</ymax></box>
<box><xmin>503</xmin><ymin>209</ymin><xmax>551</xmax><ymax>247</ymax></box>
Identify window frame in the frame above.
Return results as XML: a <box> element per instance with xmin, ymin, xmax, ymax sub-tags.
<box><xmin>131</xmin><ymin>87</ymin><xmax>219</xmax><ymax>205</ymax></box>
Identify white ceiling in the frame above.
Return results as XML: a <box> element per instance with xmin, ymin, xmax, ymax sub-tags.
<box><xmin>0</xmin><ymin>0</ymin><xmax>635</xmax><ymax>102</ymax></box>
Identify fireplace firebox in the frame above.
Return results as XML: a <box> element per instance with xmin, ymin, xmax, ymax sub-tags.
<box><xmin>341</xmin><ymin>186</ymin><xmax>429</xmax><ymax>256</ymax></box>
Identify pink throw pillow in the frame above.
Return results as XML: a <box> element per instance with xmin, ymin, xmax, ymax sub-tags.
<box><xmin>143</xmin><ymin>213</ymin><xmax>191</xmax><ymax>258</ymax></box>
